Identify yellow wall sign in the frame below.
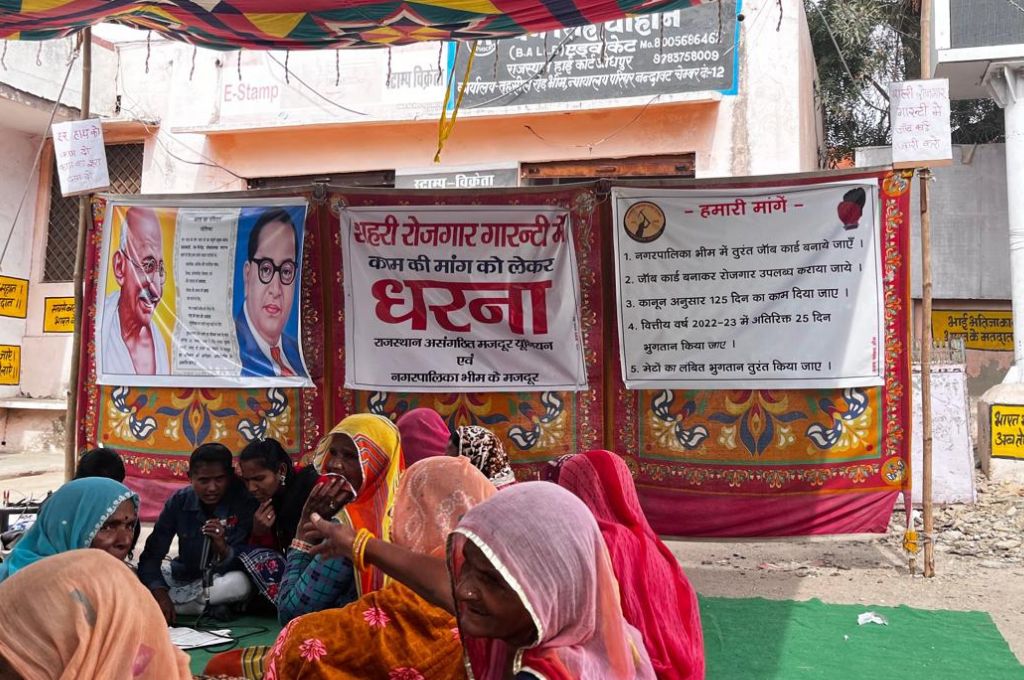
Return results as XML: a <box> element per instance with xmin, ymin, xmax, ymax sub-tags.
<box><xmin>43</xmin><ymin>297</ymin><xmax>75</xmax><ymax>333</ymax></box>
<box><xmin>0</xmin><ymin>276</ymin><xmax>28</xmax><ymax>319</ymax></box>
<box><xmin>0</xmin><ymin>344</ymin><xmax>20</xmax><ymax>385</ymax></box>
<box><xmin>992</xmin><ymin>404</ymin><xmax>1024</xmax><ymax>460</ymax></box>
<box><xmin>931</xmin><ymin>310</ymin><xmax>1013</xmax><ymax>351</ymax></box>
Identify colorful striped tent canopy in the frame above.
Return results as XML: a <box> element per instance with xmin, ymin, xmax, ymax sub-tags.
<box><xmin>0</xmin><ymin>0</ymin><xmax>705</xmax><ymax>50</ymax></box>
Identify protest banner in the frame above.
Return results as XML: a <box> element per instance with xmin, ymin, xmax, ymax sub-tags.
<box><xmin>340</xmin><ymin>205</ymin><xmax>588</xmax><ymax>392</ymax></box>
<box><xmin>612</xmin><ymin>181</ymin><xmax>885</xmax><ymax>390</ymax></box>
<box><xmin>95</xmin><ymin>197</ymin><xmax>311</xmax><ymax>387</ymax></box>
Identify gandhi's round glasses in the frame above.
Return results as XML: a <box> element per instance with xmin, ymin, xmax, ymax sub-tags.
<box><xmin>252</xmin><ymin>257</ymin><xmax>297</xmax><ymax>285</ymax></box>
<box><xmin>126</xmin><ymin>254</ymin><xmax>166</xmax><ymax>282</ymax></box>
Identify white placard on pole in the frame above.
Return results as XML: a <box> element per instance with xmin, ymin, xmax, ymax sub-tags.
<box><xmin>889</xmin><ymin>78</ymin><xmax>953</xmax><ymax>169</ymax></box>
<box><xmin>51</xmin><ymin>118</ymin><xmax>110</xmax><ymax>196</ymax></box>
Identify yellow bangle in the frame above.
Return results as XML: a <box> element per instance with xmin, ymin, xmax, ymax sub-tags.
<box><xmin>353</xmin><ymin>529</ymin><xmax>375</xmax><ymax>572</ymax></box>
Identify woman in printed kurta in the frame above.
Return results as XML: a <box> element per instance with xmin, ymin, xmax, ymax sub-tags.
<box><xmin>260</xmin><ymin>456</ymin><xmax>496</xmax><ymax>679</ymax></box>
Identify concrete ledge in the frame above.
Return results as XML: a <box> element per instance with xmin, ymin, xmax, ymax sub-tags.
<box><xmin>0</xmin><ymin>398</ymin><xmax>67</xmax><ymax>411</ymax></box>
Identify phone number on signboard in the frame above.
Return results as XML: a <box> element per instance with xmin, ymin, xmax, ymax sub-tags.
<box><xmin>655</xmin><ymin>33</ymin><xmax>721</xmax><ymax>49</ymax></box>
<box><xmin>653</xmin><ymin>50</ymin><xmax>722</xmax><ymax>65</ymax></box>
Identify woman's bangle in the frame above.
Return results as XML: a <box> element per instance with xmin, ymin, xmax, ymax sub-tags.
<box><xmin>352</xmin><ymin>529</ymin><xmax>375</xmax><ymax>571</ymax></box>
<box><xmin>290</xmin><ymin>538</ymin><xmax>314</xmax><ymax>553</ymax></box>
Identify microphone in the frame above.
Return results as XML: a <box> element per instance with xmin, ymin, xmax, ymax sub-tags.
<box><xmin>200</xmin><ymin>512</ymin><xmax>217</xmax><ymax>606</ymax></box>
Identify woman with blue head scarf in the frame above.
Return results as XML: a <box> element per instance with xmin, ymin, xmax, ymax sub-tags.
<box><xmin>0</xmin><ymin>477</ymin><xmax>139</xmax><ymax>583</ymax></box>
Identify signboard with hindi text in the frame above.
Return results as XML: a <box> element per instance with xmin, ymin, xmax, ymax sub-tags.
<box><xmin>51</xmin><ymin>118</ymin><xmax>110</xmax><ymax>196</ymax></box>
<box><xmin>0</xmin><ymin>345</ymin><xmax>20</xmax><ymax>385</ymax></box>
<box><xmin>0</xmin><ymin>276</ymin><xmax>28</xmax><ymax>319</ymax></box>
<box><xmin>612</xmin><ymin>182</ymin><xmax>885</xmax><ymax>390</ymax></box>
<box><xmin>889</xmin><ymin>79</ymin><xmax>953</xmax><ymax>169</ymax></box>
<box><xmin>931</xmin><ymin>309</ymin><xmax>1012</xmax><ymax>351</ymax></box>
<box><xmin>340</xmin><ymin>205</ymin><xmax>588</xmax><ymax>392</ymax></box>
<box><xmin>457</xmin><ymin>1</ymin><xmax>738</xmax><ymax>111</ymax></box>
<box><xmin>991</xmin><ymin>404</ymin><xmax>1024</xmax><ymax>460</ymax></box>
<box><xmin>395</xmin><ymin>165</ymin><xmax>519</xmax><ymax>190</ymax></box>
<box><xmin>43</xmin><ymin>297</ymin><xmax>76</xmax><ymax>333</ymax></box>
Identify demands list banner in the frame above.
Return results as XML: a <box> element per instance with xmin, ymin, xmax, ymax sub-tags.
<box><xmin>612</xmin><ymin>171</ymin><xmax>913</xmax><ymax>537</ymax></box>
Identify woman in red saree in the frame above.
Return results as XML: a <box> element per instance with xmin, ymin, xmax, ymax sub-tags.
<box><xmin>557</xmin><ymin>450</ymin><xmax>705</xmax><ymax>680</ymax></box>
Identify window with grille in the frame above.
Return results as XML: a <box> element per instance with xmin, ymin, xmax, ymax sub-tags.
<box><xmin>43</xmin><ymin>142</ymin><xmax>144</xmax><ymax>282</ymax></box>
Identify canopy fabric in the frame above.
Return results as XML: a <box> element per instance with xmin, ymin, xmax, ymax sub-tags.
<box><xmin>0</xmin><ymin>0</ymin><xmax>703</xmax><ymax>50</ymax></box>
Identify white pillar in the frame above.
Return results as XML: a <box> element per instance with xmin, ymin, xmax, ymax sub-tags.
<box><xmin>984</xmin><ymin>63</ymin><xmax>1024</xmax><ymax>381</ymax></box>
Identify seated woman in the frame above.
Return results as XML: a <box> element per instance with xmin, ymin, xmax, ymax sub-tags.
<box><xmin>254</xmin><ymin>456</ymin><xmax>497</xmax><ymax>679</ymax></box>
<box><xmin>0</xmin><ymin>477</ymin><xmax>138</xmax><ymax>584</ymax></box>
<box><xmin>448</xmin><ymin>424</ymin><xmax>516</xmax><ymax>488</ymax></box>
<box><xmin>201</xmin><ymin>414</ymin><xmax>405</xmax><ymax>679</ymax></box>
<box><xmin>397</xmin><ymin>407</ymin><xmax>450</xmax><ymax>464</ymax></box>
<box><xmin>137</xmin><ymin>443</ymin><xmax>256</xmax><ymax>623</ymax></box>
<box><xmin>449</xmin><ymin>482</ymin><xmax>655</xmax><ymax>680</ymax></box>
<box><xmin>275</xmin><ymin>413</ymin><xmax>404</xmax><ymax>624</ymax></box>
<box><xmin>557</xmin><ymin>450</ymin><xmax>705</xmax><ymax>680</ymax></box>
<box><xmin>0</xmin><ymin>550</ymin><xmax>192</xmax><ymax>679</ymax></box>
<box><xmin>237</xmin><ymin>437</ymin><xmax>318</xmax><ymax>603</ymax></box>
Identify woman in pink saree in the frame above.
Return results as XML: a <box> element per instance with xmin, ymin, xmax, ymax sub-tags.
<box><xmin>557</xmin><ymin>450</ymin><xmax>705</xmax><ymax>680</ymax></box>
<box><xmin>448</xmin><ymin>481</ymin><xmax>654</xmax><ymax>680</ymax></box>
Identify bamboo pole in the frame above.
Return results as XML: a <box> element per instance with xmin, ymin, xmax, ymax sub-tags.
<box><xmin>63</xmin><ymin>27</ymin><xmax>92</xmax><ymax>481</ymax></box>
<box><xmin>919</xmin><ymin>0</ymin><xmax>936</xmax><ymax>577</ymax></box>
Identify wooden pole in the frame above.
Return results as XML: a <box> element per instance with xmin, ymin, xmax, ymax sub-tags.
<box><xmin>919</xmin><ymin>0</ymin><xmax>936</xmax><ymax>577</ymax></box>
<box><xmin>63</xmin><ymin>27</ymin><xmax>92</xmax><ymax>481</ymax></box>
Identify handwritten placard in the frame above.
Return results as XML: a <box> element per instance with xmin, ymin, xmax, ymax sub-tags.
<box><xmin>0</xmin><ymin>345</ymin><xmax>21</xmax><ymax>385</ymax></box>
<box><xmin>51</xmin><ymin>118</ymin><xmax>110</xmax><ymax>196</ymax></box>
<box><xmin>991</xmin><ymin>404</ymin><xmax>1024</xmax><ymax>460</ymax></box>
<box><xmin>932</xmin><ymin>309</ymin><xmax>1012</xmax><ymax>351</ymax></box>
<box><xmin>0</xmin><ymin>276</ymin><xmax>28</xmax><ymax>319</ymax></box>
<box><xmin>43</xmin><ymin>297</ymin><xmax>75</xmax><ymax>333</ymax></box>
<box><xmin>889</xmin><ymin>79</ymin><xmax>952</xmax><ymax>168</ymax></box>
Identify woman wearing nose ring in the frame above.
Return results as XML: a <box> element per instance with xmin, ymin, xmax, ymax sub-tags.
<box><xmin>274</xmin><ymin>413</ymin><xmax>405</xmax><ymax>624</ymax></box>
<box><xmin>204</xmin><ymin>414</ymin><xmax>405</xmax><ymax>679</ymax></box>
<box><xmin>449</xmin><ymin>482</ymin><xmax>655</xmax><ymax>680</ymax></box>
<box><xmin>0</xmin><ymin>477</ymin><xmax>139</xmax><ymax>584</ymax></box>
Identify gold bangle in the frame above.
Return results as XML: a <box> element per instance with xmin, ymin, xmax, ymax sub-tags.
<box><xmin>353</xmin><ymin>529</ymin><xmax>371</xmax><ymax>570</ymax></box>
<box><xmin>353</xmin><ymin>529</ymin><xmax>375</xmax><ymax>572</ymax></box>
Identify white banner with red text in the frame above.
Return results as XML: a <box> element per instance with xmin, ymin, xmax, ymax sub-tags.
<box><xmin>341</xmin><ymin>205</ymin><xmax>588</xmax><ymax>393</ymax></box>
<box><xmin>612</xmin><ymin>182</ymin><xmax>885</xmax><ymax>390</ymax></box>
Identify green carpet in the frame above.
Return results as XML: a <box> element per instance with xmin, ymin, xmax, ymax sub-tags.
<box><xmin>185</xmin><ymin>598</ymin><xmax>1023</xmax><ymax>678</ymax></box>
<box><xmin>700</xmin><ymin>596</ymin><xmax>1023</xmax><ymax>679</ymax></box>
<box><xmin>183</xmin><ymin>615</ymin><xmax>281</xmax><ymax>675</ymax></box>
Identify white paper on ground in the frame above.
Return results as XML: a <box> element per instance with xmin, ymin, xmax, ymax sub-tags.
<box><xmin>169</xmin><ymin>627</ymin><xmax>232</xmax><ymax>649</ymax></box>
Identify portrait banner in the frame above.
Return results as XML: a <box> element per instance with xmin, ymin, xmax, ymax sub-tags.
<box><xmin>94</xmin><ymin>197</ymin><xmax>312</xmax><ymax>388</ymax></box>
<box><xmin>341</xmin><ymin>205</ymin><xmax>588</xmax><ymax>393</ymax></box>
<box><xmin>612</xmin><ymin>182</ymin><xmax>885</xmax><ymax>390</ymax></box>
